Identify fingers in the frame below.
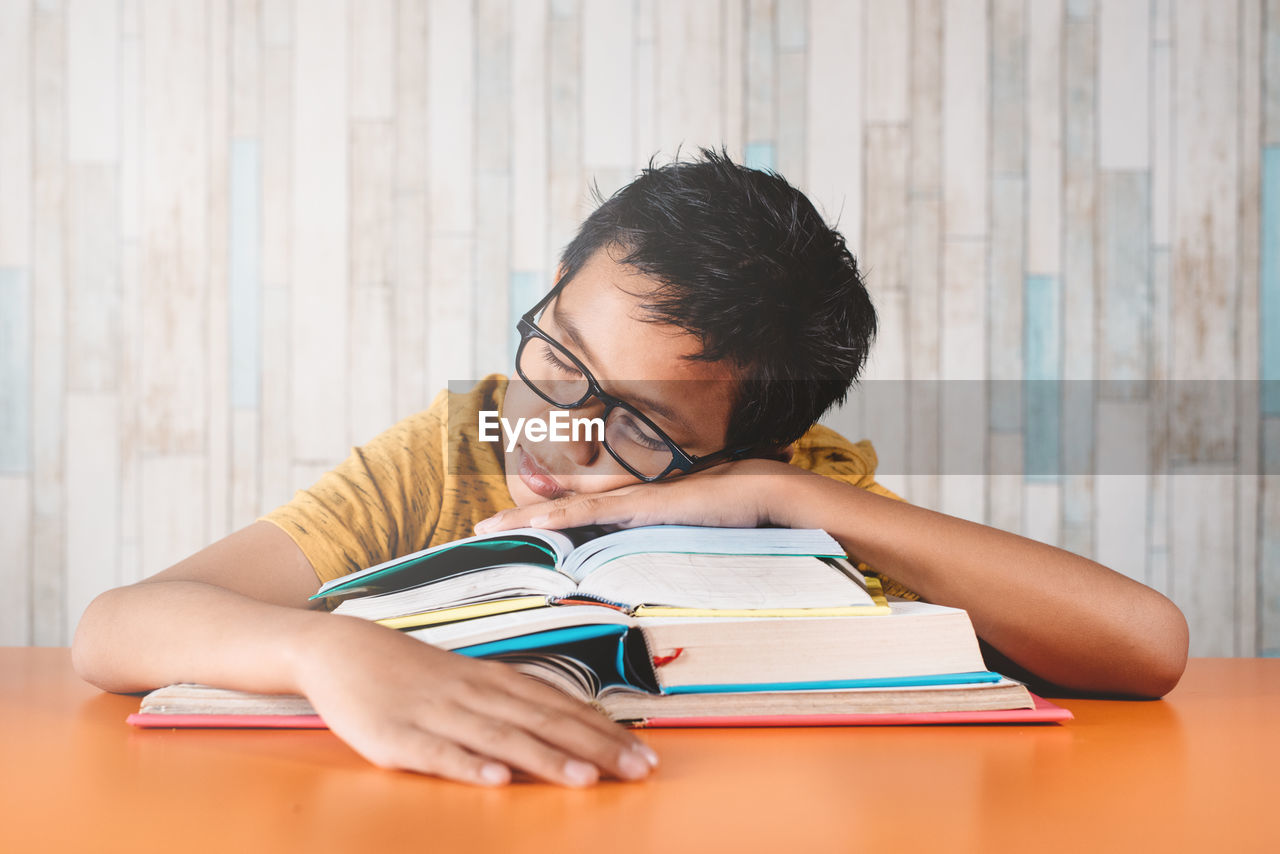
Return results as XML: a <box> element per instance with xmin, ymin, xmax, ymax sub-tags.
<box><xmin>419</xmin><ymin>696</ymin><xmax>648</xmax><ymax>787</ymax></box>
<box><xmin>477</xmin><ymin>493</ymin><xmax>639</xmax><ymax>534</ymax></box>
<box><xmin>462</xmin><ymin>675</ymin><xmax>658</xmax><ymax>782</ymax></box>
<box><xmin>371</xmin><ymin>727</ymin><xmax>512</xmax><ymax>787</ymax></box>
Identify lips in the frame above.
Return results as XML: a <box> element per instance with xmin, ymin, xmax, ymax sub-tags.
<box><xmin>518</xmin><ymin>446</ymin><xmax>568</xmax><ymax>500</ymax></box>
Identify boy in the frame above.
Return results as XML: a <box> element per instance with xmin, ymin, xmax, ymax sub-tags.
<box><xmin>73</xmin><ymin>149</ymin><xmax>1188</xmax><ymax>788</ymax></box>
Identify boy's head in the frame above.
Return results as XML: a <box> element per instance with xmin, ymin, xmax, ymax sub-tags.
<box><xmin>501</xmin><ymin>147</ymin><xmax>876</xmax><ymax>506</ymax></box>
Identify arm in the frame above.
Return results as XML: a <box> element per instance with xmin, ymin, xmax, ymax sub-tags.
<box><xmin>72</xmin><ymin>521</ymin><xmax>657</xmax><ymax>786</ymax></box>
<box><xmin>475</xmin><ymin>461</ymin><xmax>1190</xmax><ymax>699</ymax></box>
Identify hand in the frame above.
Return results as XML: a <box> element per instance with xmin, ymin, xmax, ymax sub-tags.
<box><xmin>475</xmin><ymin>458</ymin><xmax>811</xmax><ymax>534</ymax></box>
<box><xmin>290</xmin><ymin>614</ymin><xmax>658</xmax><ymax>786</ymax></box>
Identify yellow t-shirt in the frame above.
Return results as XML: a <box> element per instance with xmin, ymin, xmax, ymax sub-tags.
<box><xmin>261</xmin><ymin>375</ymin><xmax>919</xmax><ymax>599</ymax></box>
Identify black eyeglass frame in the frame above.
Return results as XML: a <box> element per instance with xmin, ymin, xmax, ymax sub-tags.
<box><xmin>515</xmin><ymin>274</ymin><xmax>755</xmax><ymax>483</ymax></box>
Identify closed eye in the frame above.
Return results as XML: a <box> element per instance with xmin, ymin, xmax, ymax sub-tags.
<box><xmin>541</xmin><ymin>346</ymin><xmax>584</xmax><ymax>378</ymax></box>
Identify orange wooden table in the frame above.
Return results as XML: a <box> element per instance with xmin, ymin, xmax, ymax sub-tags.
<box><xmin>1</xmin><ymin>650</ymin><xmax>1276</xmax><ymax>853</ymax></box>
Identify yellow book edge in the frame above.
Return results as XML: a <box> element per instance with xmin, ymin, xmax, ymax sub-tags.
<box><xmin>376</xmin><ymin>596</ymin><xmax>549</xmax><ymax>630</ymax></box>
<box><xmin>376</xmin><ymin>578</ymin><xmax>890</xmax><ymax>628</ymax></box>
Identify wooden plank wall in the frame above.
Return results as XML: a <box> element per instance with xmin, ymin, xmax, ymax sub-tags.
<box><xmin>0</xmin><ymin>0</ymin><xmax>1276</xmax><ymax>655</ymax></box>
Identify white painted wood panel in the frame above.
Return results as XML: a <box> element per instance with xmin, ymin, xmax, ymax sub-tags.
<box><xmin>1170</xmin><ymin>471</ymin><xmax>1236</xmax><ymax>656</ymax></box>
<box><xmin>3</xmin><ymin>1</ymin><xmax>1273</xmax><ymax>653</ymax></box>
<box><xmin>865</xmin><ymin>0</ymin><xmax>908</xmax><ymax>125</ymax></box>
<box><xmin>1171</xmin><ymin>0</ymin><xmax>1238</xmax><ymax>471</ymax></box>
<box><xmin>1094</xmin><ymin>400</ymin><xmax>1149</xmax><ymax>583</ymax></box>
<box><xmin>909</xmin><ymin>0</ymin><xmax>942</xmax><ymax>195</ymax></box>
<box><xmin>511</xmin><ymin>0</ymin><xmax>549</xmax><ymax>274</ymax></box>
<box><xmin>988</xmin><ymin>432</ymin><xmax>1023</xmax><ymax>535</ymax></box>
<box><xmin>207</xmin><ymin>0</ymin><xmax>232</xmax><ymax>542</ymax></box>
<box><xmin>942</xmin><ymin>0</ymin><xmax>987</xmax><ymax>237</ymax></box>
<box><xmin>140</xmin><ymin>0</ymin><xmax>209</xmax><ymax>455</ymax></box>
<box><xmin>66</xmin><ymin>165</ymin><xmax>119</xmax><ymax>393</ymax></box>
<box><xmin>1097</xmin><ymin>0</ymin><xmax>1149</xmax><ymax>171</ymax></box>
<box><xmin>230</xmin><ymin>408</ymin><xmax>261</xmax><ymax>530</ymax></box>
<box><xmin>774</xmin><ymin>43</ymin><xmax>806</xmax><ymax>184</ymax></box>
<box><xmin>939</xmin><ymin>239</ymin><xmax>987</xmax><ymax>522</ymax></box>
<box><xmin>259</xmin><ymin>283</ymin><xmax>295</xmax><ymax>512</ymax></box>
<box><xmin>632</xmin><ymin>0</ymin><xmax>658</xmax><ymax>166</ymax></box>
<box><xmin>1237</xmin><ymin>0</ymin><xmax>1264</xmax><ymax>656</ymax></box>
<box><xmin>583</xmin><ymin>0</ymin><xmax>634</xmax><ymax>169</ymax></box>
<box><xmin>64</xmin><ymin>392</ymin><xmax>120</xmax><ymax>641</ymax></box>
<box><xmin>806</xmin><ymin>0</ymin><xmax>862</xmax><ymax>242</ymax></box>
<box><xmin>473</xmin><ymin>2</ymin><xmax>512</xmax><ymax>374</ymax></box>
<box><xmin>67</xmin><ymin>0</ymin><xmax>119</xmax><ymax>164</ymax></box>
<box><xmin>0</xmin><ymin>1</ymin><xmax>32</xmax><ymax>267</ymax></box>
<box><xmin>140</xmin><ymin>456</ymin><xmax>207</xmax><ymax>579</ymax></box>
<box><xmin>656</xmin><ymin>0</ymin><xmax>724</xmax><ymax>153</ymax></box>
<box><xmin>31</xmin><ymin>4</ymin><xmax>69</xmax><ymax>645</ymax></box>
<box><xmin>0</xmin><ymin>476</ymin><xmax>32</xmax><ymax>644</ymax></box>
<box><xmin>291</xmin><ymin>0</ymin><xmax>349</xmax><ymax>463</ymax></box>
<box><xmin>1026</xmin><ymin>0</ymin><xmax>1062</xmax><ymax>275</ymax></box>
<box><xmin>349</xmin><ymin>0</ymin><xmax>394</xmax><ymax>120</ymax></box>
<box><xmin>230</xmin><ymin>0</ymin><xmax>261</xmax><ymax>137</ymax></box>
<box><xmin>1023</xmin><ymin>480</ymin><xmax>1062</xmax><ymax>547</ymax></box>
<box><xmin>1151</xmin><ymin>39</ymin><xmax>1171</xmax><ymax>247</ymax></box>
<box><xmin>745</xmin><ymin>0</ymin><xmax>776</xmax><ymax>144</ymax></box>
<box><xmin>1060</xmin><ymin>0</ymin><xmax>1097</xmax><ymax>560</ymax></box>
<box><xmin>721</xmin><ymin>0</ymin><xmax>745</xmax><ymax>158</ymax></box>
<box><xmin>349</xmin><ymin>122</ymin><xmax>396</xmax><ymax>436</ymax></box>
<box><xmin>988</xmin><ymin>0</ymin><xmax>1023</xmax><ymax>177</ymax></box>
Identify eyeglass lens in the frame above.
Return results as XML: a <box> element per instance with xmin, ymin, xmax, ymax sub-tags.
<box><xmin>517</xmin><ymin>335</ymin><xmax>674</xmax><ymax>479</ymax></box>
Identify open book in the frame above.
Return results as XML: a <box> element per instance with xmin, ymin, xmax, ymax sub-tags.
<box><xmin>129</xmin><ymin>596</ymin><xmax>1070</xmax><ymax>727</ymax></box>
<box><xmin>313</xmin><ymin>525</ymin><xmax>891</xmax><ymax>626</ymax></box>
<box><xmin>129</xmin><ymin>525</ymin><xmax>1074</xmax><ymax>728</ymax></box>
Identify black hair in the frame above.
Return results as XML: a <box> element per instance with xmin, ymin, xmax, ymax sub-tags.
<box><xmin>558</xmin><ymin>146</ymin><xmax>877</xmax><ymax>450</ymax></box>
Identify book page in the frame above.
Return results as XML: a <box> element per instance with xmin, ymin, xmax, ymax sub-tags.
<box><xmin>578</xmin><ymin>553</ymin><xmax>876</xmax><ymax>610</ymax></box>
<box><xmin>314</xmin><ymin>528</ymin><xmax>577</xmax><ymax>598</ymax></box>
<box><xmin>563</xmin><ymin>526</ymin><xmax>844</xmax><ymax>582</ymax></box>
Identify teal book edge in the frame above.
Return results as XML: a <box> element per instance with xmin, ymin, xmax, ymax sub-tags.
<box><xmin>662</xmin><ymin>671</ymin><xmax>1005</xmax><ymax>694</ymax></box>
<box><xmin>454</xmin><ymin>624</ymin><xmax>628</xmax><ymax>658</ymax></box>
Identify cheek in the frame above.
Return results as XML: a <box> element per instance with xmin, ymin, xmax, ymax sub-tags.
<box><xmin>501</xmin><ymin>378</ymin><xmax>543</xmax><ymax>422</ymax></box>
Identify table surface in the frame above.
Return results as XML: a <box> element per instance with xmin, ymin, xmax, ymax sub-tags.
<box><xmin>1</xmin><ymin>650</ymin><xmax>1277</xmax><ymax>853</ymax></box>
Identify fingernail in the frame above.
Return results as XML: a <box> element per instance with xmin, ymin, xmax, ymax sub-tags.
<box><xmin>479</xmin><ymin>762</ymin><xmax>509</xmax><ymax>785</ymax></box>
<box><xmin>618</xmin><ymin>749</ymin><xmax>650</xmax><ymax>780</ymax></box>
<box><xmin>474</xmin><ymin>517</ymin><xmax>495</xmax><ymax>534</ymax></box>
<box><xmin>633</xmin><ymin>741</ymin><xmax>660</xmax><ymax>768</ymax></box>
<box><xmin>528</xmin><ymin>515</ymin><xmax>549</xmax><ymax>528</ymax></box>
<box><xmin>563</xmin><ymin>759</ymin><xmax>599</xmax><ymax>787</ymax></box>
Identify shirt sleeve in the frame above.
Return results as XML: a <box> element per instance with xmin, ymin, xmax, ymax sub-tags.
<box><xmin>789</xmin><ymin>425</ymin><xmax>921</xmax><ymax>601</ymax></box>
<box><xmin>260</xmin><ymin>392</ymin><xmax>449</xmax><ymax>585</ymax></box>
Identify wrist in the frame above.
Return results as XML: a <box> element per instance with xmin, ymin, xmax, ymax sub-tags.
<box><xmin>280</xmin><ymin>610</ymin><xmax>371</xmax><ymax>694</ymax></box>
<box><xmin>755</xmin><ymin>463</ymin><xmax>825</xmax><ymax>529</ymax></box>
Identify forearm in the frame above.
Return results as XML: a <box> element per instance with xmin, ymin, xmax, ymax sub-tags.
<box><xmin>774</xmin><ymin>475</ymin><xmax>1189</xmax><ymax>697</ymax></box>
<box><xmin>71</xmin><ymin>580</ymin><xmax>341</xmax><ymax>695</ymax></box>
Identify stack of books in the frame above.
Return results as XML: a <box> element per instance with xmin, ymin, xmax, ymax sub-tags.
<box><xmin>129</xmin><ymin>526</ymin><xmax>1071</xmax><ymax>728</ymax></box>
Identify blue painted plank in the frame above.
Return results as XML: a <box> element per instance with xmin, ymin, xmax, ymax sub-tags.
<box><xmin>1262</xmin><ymin>147</ymin><xmax>1280</xmax><ymax>415</ymax></box>
<box><xmin>1263</xmin><ymin>417</ymin><xmax>1280</xmax><ymax>654</ymax></box>
<box><xmin>0</xmin><ymin>268</ymin><xmax>31</xmax><ymax>473</ymax></box>
<box><xmin>509</xmin><ymin>271</ymin><xmax>546</xmax><ymax>369</ymax></box>
<box><xmin>229</xmin><ymin>139</ymin><xmax>262</xmax><ymax>410</ymax></box>
<box><xmin>744</xmin><ymin>141</ymin><xmax>776</xmax><ymax>171</ymax></box>
<box><xmin>1024</xmin><ymin>274</ymin><xmax>1061</xmax><ymax>480</ymax></box>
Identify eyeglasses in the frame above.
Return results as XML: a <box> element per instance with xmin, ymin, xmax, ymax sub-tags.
<box><xmin>515</xmin><ymin>273</ymin><xmax>753</xmax><ymax>482</ymax></box>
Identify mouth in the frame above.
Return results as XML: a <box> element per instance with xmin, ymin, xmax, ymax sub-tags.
<box><xmin>517</xmin><ymin>446</ymin><xmax>569</xmax><ymax>500</ymax></box>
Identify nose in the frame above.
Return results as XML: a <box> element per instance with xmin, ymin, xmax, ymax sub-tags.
<box><xmin>560</xmin><ymin>398</ymin><xmax>605</xmax><ymax>467</ymax></box>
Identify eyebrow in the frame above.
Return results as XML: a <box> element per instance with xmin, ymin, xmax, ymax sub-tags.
<box><xmin>550</xmin><ymin>302</ymin><xmax>697</xmax><ymax>439</ymax></box>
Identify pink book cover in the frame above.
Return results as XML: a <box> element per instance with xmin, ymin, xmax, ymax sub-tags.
<box><xmin>126</xmin><ymin>695</ymin><xmax>1070</xmax><ymax>730</ymax></box>
<box><xmin>634</xmin><ymin>694</ymin><xmax>1072</xmax><ymax>728</ymax></box>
